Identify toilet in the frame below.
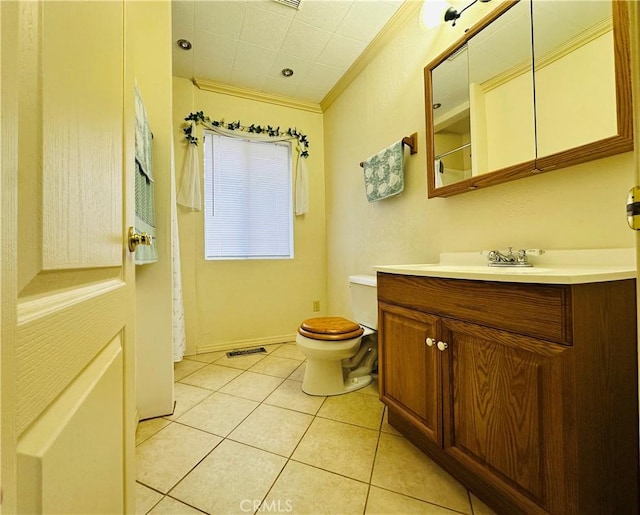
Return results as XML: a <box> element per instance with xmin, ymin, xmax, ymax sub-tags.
<box><xmin>296</xmin><ymin>275</ymin><xmax>378</xmax><ymax>396</ymax></box>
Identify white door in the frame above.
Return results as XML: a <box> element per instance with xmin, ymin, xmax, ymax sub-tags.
<box><xmin>1</xmin><ymin>1</ymin><xmax>136</xmax><ymax>513</ymax></box>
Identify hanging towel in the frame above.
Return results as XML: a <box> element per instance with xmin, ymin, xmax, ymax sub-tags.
<box><xmin>134</xmin><ymin>84</ymin><xmax>158</xmax><ymax>264</ymax></box>
<box><xmin>434</xmin><ymin>159</ymin><xmax>444</xmax><ymax>188</ymax></box>
<box><xmin>177</xmin><ymin>141</ymin><xmax>202</xmax><ymax>211</ymax></box>
<box><xmin>295</xmin><ymin>153</ymin><xmax>309</xmax><ymax>215</ymax></box>
<box><xmin>362</xmin><ymin>140</ymin><xmax>404</xmax><ymax>202</ymax></box>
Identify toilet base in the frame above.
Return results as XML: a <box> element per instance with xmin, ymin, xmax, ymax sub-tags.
<box><xmin>301</xmin><ymin>358</ymin><xmax>372</xmax><ymax>396</ymax></box>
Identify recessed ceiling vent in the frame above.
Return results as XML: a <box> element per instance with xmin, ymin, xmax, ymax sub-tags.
<box><xmin>273</xmin><ymin>0</ymin><xmax>301</xmax><ymax>10</ymax></box>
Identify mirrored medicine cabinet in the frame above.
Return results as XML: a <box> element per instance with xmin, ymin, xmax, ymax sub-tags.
<box><xmin>425</xmin><ymin>0</ymin><xmax>633</xmax><ymax>198</ymax></box>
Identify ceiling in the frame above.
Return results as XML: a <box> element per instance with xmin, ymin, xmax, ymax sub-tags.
<box><xmin>171</xmin><ymin>0</ymin><xmax>404</xmax><ymax>105</ymax></box>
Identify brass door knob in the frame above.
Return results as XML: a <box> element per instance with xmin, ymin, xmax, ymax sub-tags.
<box><xmin>128</xmin><ymin>226</ymin><xmax>153</xmax><ymax>252</ymax></box>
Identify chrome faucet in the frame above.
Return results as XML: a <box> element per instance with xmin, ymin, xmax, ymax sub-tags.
<box><xmin>486</xmin><ymin>248</ymin><xmax>544</xmax><ymax>267</ymax></box>
<box><xmin>487</xmin><ymin>247</ymin><xmax>516</xmax><ymax>264</ymax></box>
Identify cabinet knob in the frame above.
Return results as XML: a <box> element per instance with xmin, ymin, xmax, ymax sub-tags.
<box><xmin>437</xmin><ymin>341</ymin><xmax>448</xmax><ymax>351</ymax></box>
<box><xmin>426</xmin><ymin>337</ymin><xmax>435</xmax><ymax>347</ymax></box>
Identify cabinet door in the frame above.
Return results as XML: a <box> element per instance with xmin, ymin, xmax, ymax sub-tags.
<box><xmin>440</xmin><ymin>318</ymin><xmax>575</xmax><ymax>513</ymax></box>
<box><xmin>378</xmin><ymin>302</ymin><xmax>441</xmax><ymax>445</ymax></box>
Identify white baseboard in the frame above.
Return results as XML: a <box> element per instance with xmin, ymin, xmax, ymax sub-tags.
<box><xmin>195</xmin><ymin>333</ymin><xmax>297</xmax><ymax>355</ymax></box>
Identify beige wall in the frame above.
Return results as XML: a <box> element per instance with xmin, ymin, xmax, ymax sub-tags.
<box><xmin>324</xmin><ymin>3</ymin><xmax>635</xmax><ymax>319</ymax></box>
<box><xmin>129</xmin><ymin>1</ymin><xmax>175</xmax><ymax>419</ymax></box>
<box><xmin>173</xmin><ymin>78</ymin><xmax>326</xmax><ymax>355</ymax></box>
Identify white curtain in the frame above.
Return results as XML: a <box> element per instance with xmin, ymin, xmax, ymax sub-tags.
<box><xmin>177</xmin><ymin>123</ymin><xmax>309</xmax><ymax>215</ymax></box>
<box><xmin>295</xmin><ymin>155</ymin><xmax>308</xmax><ymax>215</ymax></box>
<box><xmin>177</xmin><ymin>134</ymin><xmax>202</xmax><ymax>211</ymax></box>
<box><xmin>170</xmin><ymin>142</ymin><xmax>187</xmax><ymax>362</ymax></box>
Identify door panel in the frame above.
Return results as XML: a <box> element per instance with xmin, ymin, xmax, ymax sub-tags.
<box><xmin>16</xmin><ymin>278</ymin><xmax>127</xmax><ymax>434</ymax></box>
<box><xmin>41</xmin><ymin>1</ymin><xmax>123</xmax><ymax>269</ymax></box>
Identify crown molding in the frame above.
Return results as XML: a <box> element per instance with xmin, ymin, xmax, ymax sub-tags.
<box><xmin>320</xmin><ymin>0</ymin><xmax>423</xmax><ymax>112</ymax></box>
<box><xmin>193</xmin><ymin>78</ymin><xmax>323</xmax><ymax>114</ymax></box>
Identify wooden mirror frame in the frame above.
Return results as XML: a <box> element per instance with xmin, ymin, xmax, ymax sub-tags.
<box><xmin>425</xmin><ymin>0</ymin><xmax>633</xmax><ymax>198</ymax></box>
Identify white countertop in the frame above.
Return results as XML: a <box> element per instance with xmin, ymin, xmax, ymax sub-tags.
<box><xmin>373</xmin><ymin>249</ymin><xmax>637</xmax><ymax>284</ymax></box>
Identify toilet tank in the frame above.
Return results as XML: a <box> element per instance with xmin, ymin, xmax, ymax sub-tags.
<box><xmin>348</xmin><ymin>274</ymin><xmax>378</xmax><ymax>330</ymax></box>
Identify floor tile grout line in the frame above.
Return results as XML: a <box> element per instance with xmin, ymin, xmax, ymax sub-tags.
<box><xmin>162</xmin><ymin>388</ymin><xmax>217</xmax><ymax>424</ymax></box>
<box><xmin>171</xmin><ymin>495</ymin><xmax>209</xmax><ymax>514</ymax></box>
<box><xmin>367</xmin><ymin>484</ymin><xmax>472</xmax><ymax>515</ymax></box>
<box><xmin>137</xmin><ymin>483</ymin><xmax>165</xmax><ymax>515</ymax></box>
<box><xmin>467</xmin><ymin>489</ymin><xmax>476</xmax><ymax>515</ymax></box>
<box><xmin>178</xmin><ymin>362</ymin><xmax>304</xmax><ymax>390</ymax></box>
<box><xmin>314</xmin><ymin>412</ymin><xmax>383</xmax><ymax>432</ymax></box>
<box><xmin>164</xmin><ymin>436</ymin><xmax>226</xmax><ymax>506</ymax></box>
<box><xmin>136</xmin><ymin>479</ymin><xmax>166</xmax><ymax>496</ymax></box>
<box><xmin>251</xmin><ymin>455</ymin><xmax>288</xmax><ymax>515</ymax></box>
<box><xmin>177</xmin><ymin>367</ymin><xmax>251</xmax><ymax>393</ymax></box>
<box><xmin>159</xmin><ymin>493</ymin><xmax>209</xmax><ymax>514</ymax></box>
<box><xmin>145</xmin><ymin>491</ymin><xmax>208</xmax><ymax>515</ymax></box>
<box><xmin>286</xmin><ymin>457</ymin><xmax>374</xmax><ymax>487</ymax></box>
<box><xmin>135</xmin><ymin>419</ymin><xmax>174</xmax><ymax>447</ymax></box>
<box><xmin>359</xmin><ymin>401</ymin><xmax>386</xmax><ymax>514</ymax></box>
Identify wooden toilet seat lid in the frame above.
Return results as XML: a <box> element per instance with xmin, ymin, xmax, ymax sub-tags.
<box><xmin>298</xmin><ymin>317</ymin><xmax>364</xmax><ymax>341</ymax></box>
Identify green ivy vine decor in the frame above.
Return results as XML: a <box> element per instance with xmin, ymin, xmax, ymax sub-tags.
<box><xmin>183</xmin><ymin>111</ymin><xmax>310</xmax><ymax>158</ymax></box>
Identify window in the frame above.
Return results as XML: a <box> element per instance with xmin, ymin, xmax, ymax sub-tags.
<box><xmin>203</xmin><ymin>131</ymin><xmax>293</xmax><ymax>260</ymax></box>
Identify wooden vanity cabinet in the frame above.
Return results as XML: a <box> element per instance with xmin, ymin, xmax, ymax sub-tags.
<box><xmin>377</xmin><ymin>272</ymin><xmax>639</xmax><ymax>515</ymax></box>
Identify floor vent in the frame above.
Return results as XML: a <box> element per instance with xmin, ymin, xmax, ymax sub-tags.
<box><xmin>273</xmin><ymin>0</ymin><xmax>301</xmax><ymax>10</ymax></box>
<box><xmin>226</xmin><ymin>347</ymin><xmax>267</xmax><ymax>358</ymax></box>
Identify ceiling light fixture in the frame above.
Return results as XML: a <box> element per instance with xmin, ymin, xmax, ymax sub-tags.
<box><xmin>281</xmin><ymin>68</ymin><xmax>294</xmax><ymax>77</ymax></box>
<box><xmin>421</xmin><ymin>0</ymin><xmax>492</xmax><ymax>29</ymax></box>
<box><xmin>177</xmin><ymin>39</ymin><xmax>192</xmax><ymax>50</ymax></box>
<box><xmin>444</xmin><ymin>0</ymin><xmax>492</xmax><ymax>27</ymax></box>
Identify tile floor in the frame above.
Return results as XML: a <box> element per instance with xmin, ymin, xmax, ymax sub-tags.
<box><xmin>135</xmin><ymin>343</ymin><xmax>496</xmax><ymax>515</ymax></box>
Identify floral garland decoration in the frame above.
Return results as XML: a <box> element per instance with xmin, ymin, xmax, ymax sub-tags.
<box><xmin>182</xmin><ymin>111</ymin><xmax>309</xmax><ymax>158</ymax></box>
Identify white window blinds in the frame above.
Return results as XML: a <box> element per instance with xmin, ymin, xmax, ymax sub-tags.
<box><xmin>203</xmin><ymin>132</ymin><xmax>293</xmax><ymax>260</ymax></box>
